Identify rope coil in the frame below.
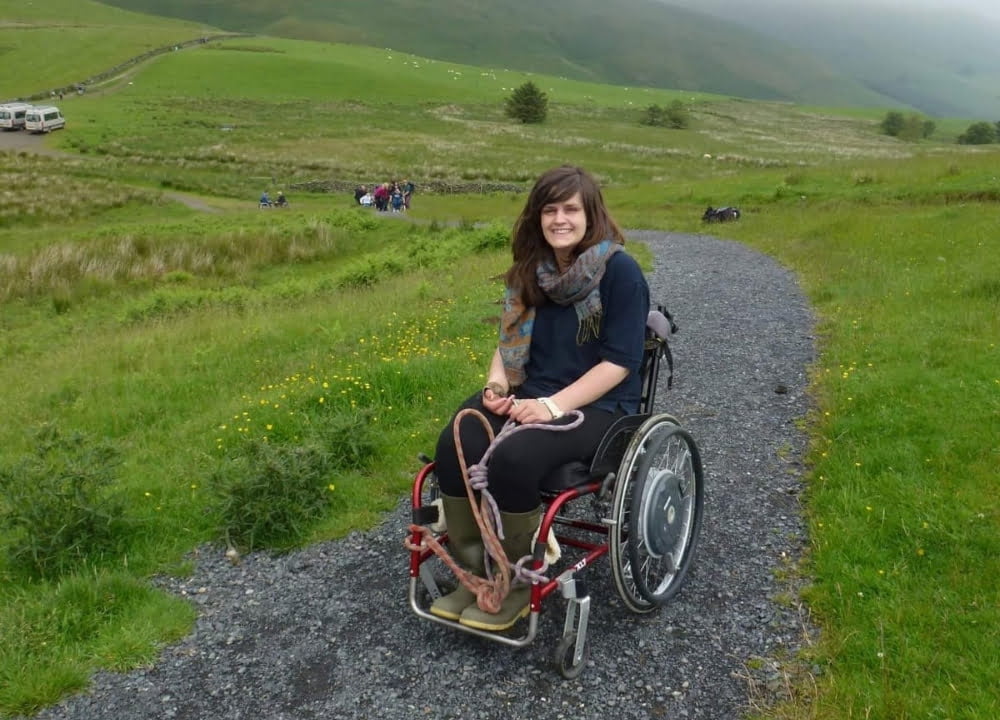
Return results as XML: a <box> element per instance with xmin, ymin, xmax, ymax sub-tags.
<box><xmin>406</xmin><ymin>407</ymin><xmax>583</xmax><ymax>614</ymax></box>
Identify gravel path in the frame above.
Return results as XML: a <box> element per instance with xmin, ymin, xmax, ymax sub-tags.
<box><xmin>29</xmin><ymin>231</ymin><xmax>816</xmax><ymax>720</ymax></box>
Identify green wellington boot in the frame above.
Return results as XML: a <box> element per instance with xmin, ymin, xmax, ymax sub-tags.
<box><xmin>430</xmin><ymin>494</ymin><xmax>485</xmax><ymax>621</ymax></box>
<box><xmin>458</xmin><ymin>506</ymin><xmax>541</xmax><ymax>632</ymax></box>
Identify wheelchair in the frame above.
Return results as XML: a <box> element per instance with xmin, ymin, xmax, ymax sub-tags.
<box><xmin>406</xmin><ymin>306</ymin><xmax>705</xmax><ymax>678</ymax></box>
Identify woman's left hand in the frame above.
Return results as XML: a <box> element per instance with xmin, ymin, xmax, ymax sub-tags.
<box><xmin>509</xmin><ymin>398</ymin><xmax>555</xmax><ymax>424</ymax></box>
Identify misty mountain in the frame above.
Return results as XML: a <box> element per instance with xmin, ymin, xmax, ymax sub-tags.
<box><xmin>96</xmin><ymin>0</ymin><xmax>997</xmax><ymax>117</ymax></box>
<box><xmin>663</xmin><ymin>0</ymin><xmax>1000</xmax><ymax>118</ymax></box>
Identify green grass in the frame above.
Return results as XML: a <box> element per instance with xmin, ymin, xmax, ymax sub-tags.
<box><xmin>0</xmin><ymin>22</ymin><xmax>998</xmax><ymax>720</ymax></box>
<box><xmin>712</xmin><ymin>198</ymin><xmax>1000</xmax><ymax>719</ymax></box>
<box><xmin>0</xmin><ymin>0</ymin><xmax>215</xmax><ymax>99</ymax></box>
<box><xmin>0</xmin><ymin>570</ymin><xmax>195</xmax><ymax>715</ymax></box>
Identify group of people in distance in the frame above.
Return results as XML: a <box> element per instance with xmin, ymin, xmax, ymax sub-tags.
<box><xmin>258</xmin><ymin>189</ymin><xmax>288</xmax><ymax>208</ymax></box>
<box><xmin>354</xmin><ymin>180</ymin><xmax>414</xmax><ymax>212</ymax></box>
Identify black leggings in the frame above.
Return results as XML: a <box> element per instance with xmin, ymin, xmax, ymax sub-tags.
<box><xmin>434</xmin><ymin>392</ymin><xmax>617</xmax><ymax>512</ymax></box>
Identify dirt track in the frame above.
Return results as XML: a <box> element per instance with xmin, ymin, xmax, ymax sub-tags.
<box><xmin>0</xmin><ymin>127</ymin><xmax>69</xmax><ymax>157</ymax></box>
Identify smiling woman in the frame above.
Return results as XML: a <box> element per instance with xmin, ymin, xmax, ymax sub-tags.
<box><xmin>428</xmin><ymin>165</ymin><xmax>649</xmax><ymax>631</ymax></box>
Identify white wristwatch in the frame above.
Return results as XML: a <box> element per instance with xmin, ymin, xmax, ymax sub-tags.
<box><xmin>536</xmin><ymin>397</ymin><xmax>565</xmax><ymax>419</ymax></box>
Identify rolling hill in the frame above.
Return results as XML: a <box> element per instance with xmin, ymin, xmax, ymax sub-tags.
<box><xmin>6</xmin><ymin>0</ymin><xmax>997</xmax><ymax>118</ymax></box>
<box><xmin>92</xmin><ymin>0</ymin><xmax>901</xmax><ymax>110</ymax></box>
<box><xmin>0</xmin><ymin>0</ymin><xmax>217</xmax><ymax>99</ymax></box>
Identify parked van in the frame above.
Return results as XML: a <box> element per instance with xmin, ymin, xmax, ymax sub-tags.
<box><xmin>25</xmin><ymin>106</ymin><xmax>65</xmax><ymax>133</ymax></box>
<box><xmin>0</xmin><ymin>103</ymin><xmax>32</xmax><ymax>130</ymax></box>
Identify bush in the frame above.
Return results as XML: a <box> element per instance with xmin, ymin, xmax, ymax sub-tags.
<box><xmin>472</xmin><ymin>221</ymin><xmax>510</xmax><ymax>251</ymax></box>
<box><xmin>957</xmin><ymin>121</ymin><xmax>996</xmax><ymax>145</ymax></box>
<box><xmin>210</xmin><ymin>411</ymin><xmax>376</xmax><ymax>551</ymax></box>
<box><xmin>211</xmin><ymin>440</ymin><xmax>335</xmax><ymax>551</ymax></box>
<box><xmin>505</xmin><ymin>81</ymin><xmax>547</xmax><ymax>124</ymax></box>
<box><xmin>0</xmin><ymin>425</ymin><xmax>131</xmax><ymax>579</ymax></box>
<box><xmin>880</xmin><ymin>111</ymin><xmax>905</xmax><ymax>137</ymax></box>
<box><xmin>641</xmin><ymin>100</ymin><xmax>690</xmax><ymax>129</ymax></box>
<box><xmin>881</xmin><ymin>111</ymin><xmax>934</xmax><ymax>140</ymax></box>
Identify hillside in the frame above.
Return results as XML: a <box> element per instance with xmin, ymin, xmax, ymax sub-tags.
<box><xmin>665</xmin><ymin>0</ymin><xmax>1000</xmax><ymax>119</ymax></box>
<box><xmin>94</xmin><ymin>0</ymin><xmax>898</xmax><ymax>110</ymax></box>
<box><xmin>0</xmin><ymin>0</ymin><xmax>217</xmax><ymax>99</ymax></box>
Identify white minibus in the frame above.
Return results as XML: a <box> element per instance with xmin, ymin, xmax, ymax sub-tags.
<box><xmin>0</xmin><ymin>103</ymin><xmax>32</xmax><ymax>130</ymax></box>
<box><xmin>25</xmin><ymin>106</ymin><xmax>65</xmax><ymax>133</ymax></box>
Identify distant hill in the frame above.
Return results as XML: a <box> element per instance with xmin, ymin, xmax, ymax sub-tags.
<box><xmin>93</xmin><ymin>0</ymin><xmax>901</xmax><ymax>110</ymax></box>
<box><xmin>663</xmin><ymin>0</ymin><xmax>1000</xmax><ymax>119</ymax></box>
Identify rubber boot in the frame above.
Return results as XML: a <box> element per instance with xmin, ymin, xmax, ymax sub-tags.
<box><xmin>459</xmin><ymin>507</ymin><xmax>541</xmax><ymax>632</ymax></box>
<box><xmin>430</xmin><ymin>494</ymin><xmax>485</xmax><ymax>621</ymax></box>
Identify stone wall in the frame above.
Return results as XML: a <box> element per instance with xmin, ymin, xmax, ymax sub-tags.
<box><xmin>289</xmin><ymin>178</ymin><xmax>527</xmax><ymax>195</ymax></box>
<box><xmin>6</xmin><ymin>34</ymin><xmax>251</xmax><ymax>104</ymax></box>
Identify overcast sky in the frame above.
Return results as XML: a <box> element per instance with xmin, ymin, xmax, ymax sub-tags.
<box><xmin>671</xmin><ymin>0</ymin><xmax>1000</xmax><ymax>22</ymax></box>
<box><xmin>883</xmin><ymin>0</ymin><xmax>1000</xmax><ymax>19</ymax></box>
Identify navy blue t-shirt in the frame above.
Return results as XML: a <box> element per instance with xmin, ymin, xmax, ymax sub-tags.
<box><xmin>519</xmin><ymin>251</ymin><xmax>650</xmax><ymax>413</ymax></box>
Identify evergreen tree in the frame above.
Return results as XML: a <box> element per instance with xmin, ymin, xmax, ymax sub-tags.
<box><xmin>505</xmin><ymin>81</ymin><xmax>548</xmax><ymax>124</ymax></box>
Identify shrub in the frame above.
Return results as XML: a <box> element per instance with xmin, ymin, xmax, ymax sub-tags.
<box><xmin>0</xmin><ymin>425</ymin><xmax>131</xmax><ymax>579</ymax></box>
<box><xmin>472</xmin><ymin>221</ymin><xmax>510</xmax><ymax>251</ymax></box>
<box><xmin>641</xmin><ymin>100</ymin><xmax>690</xmax><ymax>129</ymax></box>
<box><xmin>505</xmin><ymin>81</ymin><xmax>547</xmax><ymax>124</ymax></box>
<box><xmin>957</xmin><ymin>121</ymin><xmax>997</xmax><ymax>145</ymax></box>
<box><xmin>880</xmin><ymin>111</ymin><xmax>905</xmax><ymax>137</ymax></box>
<box><xmin>211</xmin><ymin>440</ymin><xmax>336</xmax><ymax>551</ymax></box>
<box><xmin>881</xmin><ymin>111</ymin><xmax>935</xmax><ymax>140</ymax></box>
<box><xmin>210</xmin><ymin>411</ymin><xmax>376</xmax><ymax>551</ymax></box>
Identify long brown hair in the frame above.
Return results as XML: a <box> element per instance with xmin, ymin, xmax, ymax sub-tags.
<box><xmin>504</xmin><ymin>166</ymin><xmax>625</xmax><ymax>307</ymax></box>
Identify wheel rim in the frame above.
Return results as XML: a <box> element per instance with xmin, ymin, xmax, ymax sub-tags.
<box><xmin>611</xmin><ymin>416</ymin><xmax>675</xmax><ymax>612</ymax></box>
<box><xmin>626</xmin><ymin>424</ymin><xmax>700</xmax><ymax>604</ymax></box>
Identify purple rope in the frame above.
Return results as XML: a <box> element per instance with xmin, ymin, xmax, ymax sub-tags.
<box><xmin>467</xmin><ymin>409</ymin><xmax>585</xmax><ymax>583</ymax></box>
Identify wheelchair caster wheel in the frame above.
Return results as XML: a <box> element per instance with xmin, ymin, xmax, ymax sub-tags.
<box><xmin>553</xmin><ymin>634</ymin><xmax>588</xmax><ymax>679</ymax></box>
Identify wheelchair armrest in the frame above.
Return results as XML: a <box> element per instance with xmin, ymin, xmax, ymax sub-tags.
<box><xmin>589</xmin><ymin>413</ymin><xmax>649</xmax><ymax>476</ymax></box>
<box><xmin>539</xmin><ymin>413</ymin><xmax>650</xmax><ymax>494</ymax></box>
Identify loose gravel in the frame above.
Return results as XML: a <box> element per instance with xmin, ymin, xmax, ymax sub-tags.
<box><xmin>28</xmin><ymin>231</ymin><xmax>817</xmax><ymax>720</ymax></box>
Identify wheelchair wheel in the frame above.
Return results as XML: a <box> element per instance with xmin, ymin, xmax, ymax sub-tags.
<box><xmin>610</xmin><ymin>415</ymin><xmax>704</xmax><ymax>613</ymax></box>
<box><xmin>553</xmin><ymin>633</ymin><xmax>589</xmax><ymax>679</ymax></box>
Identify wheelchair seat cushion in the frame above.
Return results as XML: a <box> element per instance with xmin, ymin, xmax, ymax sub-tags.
<box><xmin>540</xmin><ymin>460</ymin><xmax>594</xmax><ymax>493</ymax></box>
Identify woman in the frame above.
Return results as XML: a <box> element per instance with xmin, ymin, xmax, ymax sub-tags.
<box><xmin>431</xmin><ymin>165</ymin><xmax>650</xmax><ymax>631</ymax></box>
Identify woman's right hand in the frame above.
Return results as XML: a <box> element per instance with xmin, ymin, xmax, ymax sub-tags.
<box><xmin>482</xmin><ymin>387</ymin><xmax>515</xmax><ymax>415</ymax></box>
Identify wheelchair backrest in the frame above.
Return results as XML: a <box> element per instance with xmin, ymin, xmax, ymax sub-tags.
<box><xmin>538</xmin><ymin>305</ymin><xmax>678</xmax><ymax>493</ymax></box>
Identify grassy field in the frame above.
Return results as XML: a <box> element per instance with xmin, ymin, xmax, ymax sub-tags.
<box><xmin>0</xmin><ymin>26</ymin><xmax>998</xmax><ymax>720</ymax></box>
<box><xmin>0</xmin><ymin>0</ymin><xmax>216</xmax><ymax>99</ymax></box>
